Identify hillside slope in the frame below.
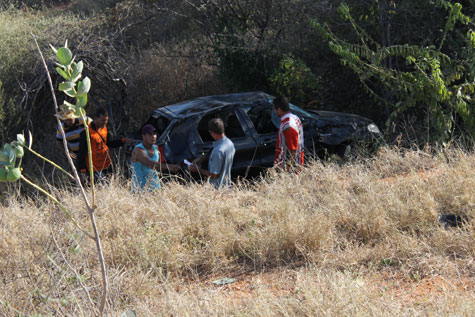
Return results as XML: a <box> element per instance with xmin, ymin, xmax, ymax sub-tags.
<box><xmin>0</xmin><ymin>147</ymin><xmax>474</xmax><ymax>315</ymax></box>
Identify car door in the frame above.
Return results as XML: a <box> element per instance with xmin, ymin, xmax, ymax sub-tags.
<box><xmin>240</xmin><ymin>103</ymin><xmax>279</xmax><ymax>168</ymax></box>
<box><xmin>193</xmin><ymin>105</ymin><xmax>258</xmax><ymax>176</ymax></box>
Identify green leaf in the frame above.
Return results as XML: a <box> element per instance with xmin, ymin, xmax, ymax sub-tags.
<box><xmin>381</xmin><ymin>258</ymin><xmax>392</xmax><ymax>266</ymax></box>
<box><xmin>70</xmin><ymin>243</ymin><xmax>81</xmax><ymax>254</ymax></box>
<box><xmin>77</xmin><ymin>77</ymin><xmax>91</xmax><ymax>95</ymax></box>
<box><xmin>6</xmin><ymin>167</ymin><xmax>21</xmax><ymax>182</ymax></box>
<box><xmin>70</xmin><ymin>61</ymin><xmax>83</xmax><ymax>82</ymax></box>
<box><xmin>56</xmin><ymin>67</ymin><xmax>70</xmax><ymax>80</ymax></box>
<box><xmin>57</xmin><ymin>101</ymin><xmax>77</xmax><ymax>120</ymax></box>
<box><xmin>63</xmin><ymin>89</ymin><xmax>76</xmax><ymax>98</ymax></box>
<box><xmin>14</xmin><ymin>145</ymin><xmax>24</xmax><ymax>158</ymax></box>
<box><xmin>59</xmin><ymin>81</ymin><xmax>75</xmax><ymax>92</ymax></box>
<box><xmin>70</xmin><ymin>74</ymin><xmax>81</xmax><ymax>83</ymax></box>
<box><xmin>3</xmin><ymin>144</ymin><xmax>16</xmax><ymax>164</ymax></box>
<box><xmin>77</xmin><ymin>94</ymin><xmax>87</xmax><ymax>107</ymax></box>
<box><xmin>74</xmin><ymin>105</ymin><xmax>86</xmax><ymax>118</ymax></box>
<box><xmin>0</xmin><ymin>151</ymin><xmax>10</xmax><ymax>165</ymax></box>
<box><xmin>27</xmin><ymin>130</ymin><xmax>33</xmax><ymax>150</ymax></box>
<box><xmin>0</xmin><ymin>168</ymin><xmax>7</xmax><ymax>182</ymax></box>
<box><xmin>61</xmin><ymin>100</ymin><xmax>75</xmax><ymax>111</ymax></box>
<box><xmin>57</xmin><ymin>47</ymin><xmax>73</xmax><ymax>66</ymax></box>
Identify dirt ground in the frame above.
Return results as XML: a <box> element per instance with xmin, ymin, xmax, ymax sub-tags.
<box><xmin>196</xmin><ymin>268</ymin><xmax>475</xmax><ymax>305</ymax></box>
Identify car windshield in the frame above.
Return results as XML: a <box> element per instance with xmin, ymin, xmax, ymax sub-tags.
<box><xmin>289</xmin><ymin>104</ymin><xmax>314</xmax><ymax>118</ymax></box>
<box><xmin>243</xmin><ymin>102</ymin><xmax>314</xmax><ymax>133</ymax></box>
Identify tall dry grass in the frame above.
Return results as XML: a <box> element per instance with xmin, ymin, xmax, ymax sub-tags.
<box><xmin>0</xmin><ymin>147</ymin><xmax>474</xmax><ymax>315</ymax></box>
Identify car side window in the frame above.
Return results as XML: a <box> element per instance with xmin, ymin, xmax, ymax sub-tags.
<box><xmin>197</xmin><ymin>108</ymin><xmax>245</xmax><ymax>143</ymax></box>
<box><xmin>156</xmin><ymin>117</ymin><xmax>169</xmax><ymax>135</ymax></box>
<box><xmin>246</xmin><ymin>106</ymin><xmax>278</xmax><ymax>134</ymax></box>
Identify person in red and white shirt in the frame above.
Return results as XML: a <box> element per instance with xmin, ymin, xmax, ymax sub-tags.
<box><xmin>273</xmin><ymin>96</ymin><xmax>304</xmax><ymax>170</ymax></box>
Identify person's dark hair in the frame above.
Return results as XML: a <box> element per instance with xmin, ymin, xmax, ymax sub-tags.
<box><xmin>94</xmin><ymin>107</ymin><xmax>108</xmax><ymax>118</ymax></box>
<box><xmin>208</xmin><ymin>118</ymin><xmax>225</xmax><ymax>135</ymax></box>
<box><xmin>273</xmin><ymin>96</ymin><xmax>290</xmax><ymax>112</ymax></box>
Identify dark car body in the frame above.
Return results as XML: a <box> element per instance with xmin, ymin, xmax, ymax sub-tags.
<box><xmin>309</xmin><ymin>109</ymin><xmax>382</xmax><ymax>157</ymax></box>
<box><xmin>142</xmin><ymin>91</ymin><xmax>381</xmax><ymax>176</ymax></box>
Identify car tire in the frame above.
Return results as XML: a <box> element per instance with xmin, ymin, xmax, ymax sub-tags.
<box><xmin>336</xmin><ymin>143</ymin><xmax>353</xmax><ymax>160</ymax></box>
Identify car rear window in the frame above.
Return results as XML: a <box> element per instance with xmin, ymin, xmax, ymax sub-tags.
<box><xmin>245</xmin><ymin>105</ymin><xmax>279</xmax><ymax>134</ymax></box>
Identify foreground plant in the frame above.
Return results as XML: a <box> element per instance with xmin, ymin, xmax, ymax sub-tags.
<box><xmin>48</xmin><ymin>39</ymin><xmax>108</xmax><ymax>315</ymax></box>
<box><xmin>0</xmin><ymin>36</ymin><xmax>109</xmax><ymax>315</ymax></box>
<box><xmin>0</xmin><ymin>133</ymin><xmax>25</xmax><ymax>182</ymax></box>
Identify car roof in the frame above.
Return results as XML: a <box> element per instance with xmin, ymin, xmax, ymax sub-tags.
<box><xmin>152</xmin><ymin>91</ymin><xmax>273</xmax><ymax>119</ymax></box>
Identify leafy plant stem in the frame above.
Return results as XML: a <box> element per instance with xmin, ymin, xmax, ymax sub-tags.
<box><xmin>31</xmin><ymin>33</ymin><xmax>90</xmax><ymax>205</ymax></box>
<box><xmin>89</xmin><ymin>210</ymin><xmax>108</xmax><ymax>314</ymax></box>
<box><xmin>24</xmin><ymin>146</ymin><xmax>75</xmax><ymax>180</ymax></box>
<box><xmin>82</xmin><ymin>117</ymin><xmax>95</xmax><ymax>207</ymax></box>
<box><xmin>32</xmin><ymin>33</ymin><xmax>108</xmax><ymax>316</ymax></box>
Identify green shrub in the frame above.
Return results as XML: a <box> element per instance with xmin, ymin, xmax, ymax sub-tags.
<box><xmin>313</xmin><ymin>1</ymin><xmax>475</xmax><ymax>143</ymax></box>
<box><xmin>269</xmin><ymin>54</ymin><xmax>322</xmax><ymax>106</ymax></box>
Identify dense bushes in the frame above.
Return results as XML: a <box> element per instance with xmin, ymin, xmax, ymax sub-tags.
<box><xmin>269</xmin><ymin>54</ymin><xmax>322</xmax><ymax>107</ymax></box>
<box><xmin>313</xmin><ymin>1</ymin><xmax>475</xmax><ymax>143</ymax></box>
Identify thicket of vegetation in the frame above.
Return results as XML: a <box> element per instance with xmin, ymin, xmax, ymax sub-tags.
<box><xmin>1</xmin><ymin>0</ymin><xmax>474</xmax><ymax>147</ymax></box>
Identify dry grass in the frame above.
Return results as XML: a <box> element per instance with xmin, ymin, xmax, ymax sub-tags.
<box><xmin>0</xmin><ymin>147</ymin><xmax>474</xmax><ymax>315</ymax></box>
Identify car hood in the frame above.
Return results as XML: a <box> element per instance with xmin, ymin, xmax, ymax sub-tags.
<box><xmin>311</xmin><ymin>110</ymin><xmax>373</xmax><ymax>125</ymax></box>
<box><xmin>309</xmin><ymin>110</ymin><xmax>378</xmax><ymax>145</ymax></box>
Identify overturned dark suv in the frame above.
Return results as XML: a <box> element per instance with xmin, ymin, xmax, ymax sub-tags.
<box><xmin>141</xmin><ymin>91</ymin><xmax>381</xmax><ymax>176</ymax></box>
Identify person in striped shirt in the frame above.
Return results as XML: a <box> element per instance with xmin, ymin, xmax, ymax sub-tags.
<box><xmin>56</xmin><ymin>113</ymin><xmax>92</xmax><ymax>162</ymax></box>
<box><xmin>273</xmin><ymin>96</ymin><xmax>304</xmax><ymax>170</ymax></box>
<box><xmin>76</xmin><ymin>108</ymin><xmax>133</xmax><ymax>183</ymax></box>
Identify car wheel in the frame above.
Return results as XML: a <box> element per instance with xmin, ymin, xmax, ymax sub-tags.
<box><xmin>336</xmin><ymin>143</ymin><xmax>353</xmax><ymax>160</ymax></box>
